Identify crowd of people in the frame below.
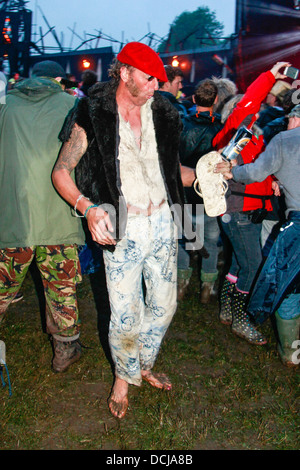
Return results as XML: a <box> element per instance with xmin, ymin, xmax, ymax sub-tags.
<box><xmin>0</xmin><ymin>42</ymin><xmax>299</xmax><ymax>420</ymax></box>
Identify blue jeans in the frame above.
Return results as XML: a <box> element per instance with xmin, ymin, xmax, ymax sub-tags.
<box><xmin>177</xmin><ymin>237</ymin><xmax>190</xmax><ymax>270</ymax></box>
<box><xmin>277</xmin><ymin>293</ymin><xmax>300</xmax><ymax>320</ymax></box>
<box><xmin>248</xmin><ymin>212</ymin><xmax>300</xmax><ymax>322</ymax></box>
<box><xmin>177</xmin><ymin>211</ymin><xmax>220</xmax><ymax>279</ymax></box>
<box><xmin>220</xmin><ymin>212</ymin><xmax>262</xmax><ymax>293</ymax></box>
<box><xmin>202</xmin><ymin>213</ymin><xmax>220</xmax><ymax>275</ymax></box>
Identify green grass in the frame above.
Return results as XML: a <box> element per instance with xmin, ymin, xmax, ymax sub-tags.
<box><xmin>0</xmin><ymin>267</ymin><xmax>299</xmax><ymax>450</ymax></box>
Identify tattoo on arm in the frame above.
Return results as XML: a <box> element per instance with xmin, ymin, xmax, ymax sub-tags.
<box><xmin>53</xmin><ymin>123</ymin><xmax>88</xmax><ymax>174</ymax></box>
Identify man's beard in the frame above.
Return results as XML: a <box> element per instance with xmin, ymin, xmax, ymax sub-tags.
<box><xmin>125</xmin><ymin>75</ymin><xmax>140</xmax><ymax>98</ymax></box>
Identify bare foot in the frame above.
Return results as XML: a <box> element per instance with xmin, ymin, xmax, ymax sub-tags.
<box><xmin>108</xmin><ymin>377</ymin><xmax>129</xmax><ymax>419</ymax></box>
<box><xmin>141</xmin><ymin>370</ymin><xmax>172</xmax><ymax>391</ymax></box>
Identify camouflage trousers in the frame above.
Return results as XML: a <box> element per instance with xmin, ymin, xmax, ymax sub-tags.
<box><xmin>0</xmin><ymin>245</ymin><xmax>82</xmax><ymax>339</ymax></box>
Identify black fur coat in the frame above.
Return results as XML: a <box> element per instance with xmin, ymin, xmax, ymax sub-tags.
<box><xmin>59</xmin><ymin>79</ymin><xmax>185</xmax><ymax>244</ymax></box>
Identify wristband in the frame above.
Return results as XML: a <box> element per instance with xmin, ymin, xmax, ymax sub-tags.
<box><xmin>74</xmin><ymin>194</ymin><xmax>89</xmax><ymax>218</ymax></box>
<box><xmin>84</xmin><ymin>204</ymin><xmax>98</xmax><ymax>218</ymax></box>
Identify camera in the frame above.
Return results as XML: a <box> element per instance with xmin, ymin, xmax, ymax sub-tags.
<box><xmin>250</xmin><ymin>208</ymin><xmax>268</xmax><ymax>224</ymax></box>
<box><xmin>221</xmin><ymin>127</ymin><xmax>253</xmax><ymax>161</ymax></box>
<box><xmin>283</xmin><ymin>66</ymin><xmax>299</xmax><ymax>80</ymax></box>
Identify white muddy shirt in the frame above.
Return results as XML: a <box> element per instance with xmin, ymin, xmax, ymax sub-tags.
<box><xmin>118</xmin><ymin>98</ymin><xmax>167</xmax><ymax>210</ymax></box>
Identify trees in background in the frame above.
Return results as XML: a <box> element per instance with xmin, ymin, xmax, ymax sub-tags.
<box><xmin>158</xmin><ymin>6</ymin><xmax>224</xmax><ymax>53</ymax></box>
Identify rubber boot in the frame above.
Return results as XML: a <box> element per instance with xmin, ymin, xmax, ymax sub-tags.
<box><xmin>51</xmin><ymin>336</ymin><xmax>82</xmax><ymax>373</ymax></box>
<box><xmin>200</xmin><ymin>282</ymin><xmax>216</xmax><ymax>304</ymax></box>
<box><xmin>231</xmin><ymin>287</ymin><xmax>267</xmax><ymax>345</ymax></box>
<box><xmin>200</xmin><ymin>270</ymin><xmax>218</xmax><ymax>304</ymax></box>
<box><xmin>177</xmin><ymin>268</ymin><xmax>193</xmax><ymax>302</ymax></box>
<box><xmin>219</xmin><ymin>278</ymin><xmax>235</xmax><ymax>325</ymax></box>
<box><xmin>275</xmin><ymin>311</ymin><xmax>300</xmax><ymax>368</ymax></box>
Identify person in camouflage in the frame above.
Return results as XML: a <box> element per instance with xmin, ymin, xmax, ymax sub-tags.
<box><xmin>0</xmin><ymin>246</ymin><xmax>81</xmax><ymax>332</ymax></box>
<box><xmin>0</xmin><ymin>61</ymin><xmax>85</xmax><ymax>372</ymax></box>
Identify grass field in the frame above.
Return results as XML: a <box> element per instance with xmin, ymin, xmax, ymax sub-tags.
<box><xmin>0</xmin><ymin>262</ymin><xmax>299</xmax><ymax>451</ymax></box>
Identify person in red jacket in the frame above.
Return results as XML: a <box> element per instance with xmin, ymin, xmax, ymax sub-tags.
<box><xmin>213</xmin><ymin>61</ymin><xmax>290</xmax><ymax>346</ymax></box>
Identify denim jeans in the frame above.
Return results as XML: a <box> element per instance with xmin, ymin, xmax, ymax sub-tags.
<box><xmin>177</xmin><ymin>203</ymin><xmax>204</xmax><ymax>271</ymax></box>
<box><xmin>177</xmin><ymin>237</ymin><xmax>190</xmax><ymax>270</ymax></box>
<box><xmin>277</xmin><ymin>293</ymin><xmax>300</xmax><ymax>320</ymax></box>
<box><xmin>177</xmin><ymin>209</ymin><xmax>220</xmax><ymax>280</ymax></box>
<box><xmin>220</xmin><ymin>212</ymin><xmax>263</xmax><ymax>293</ymax></box>
<box><xmin>248</xmin><ymin>212</ymin><xmax>300</xmax><ymax>322</ymax></box>
<box><xmin>201</xmin><ymin>213</ymin><xmax>220</xmax><ymax>276</ymax></box>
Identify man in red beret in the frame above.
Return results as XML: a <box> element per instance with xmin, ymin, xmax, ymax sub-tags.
<box><xmin>52</xmin><ymin>42</ymin><xmax>190</xmax><ymax>418</ymax></box>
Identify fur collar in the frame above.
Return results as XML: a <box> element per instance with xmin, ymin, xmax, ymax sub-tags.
<box><xmin>59</xmin><ymin>79</ymin><xmax>185</xmax><ymax>246</ymax></box>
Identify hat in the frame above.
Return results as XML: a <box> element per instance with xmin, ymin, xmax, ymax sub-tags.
<box><xmin>270</xmin><ymin>80</ymin><xmax>292</xmax><ymax>102</ymax></box>
<box><xmin>32</xmin><ymin>60</ymin><xmax>66</xmax><ymax>79</ymax></box>
<box><xmin>117</xmin><ymin>42</ymin><xmax>167</xmax><ymax>82</ymax></box>
<box><xmin>288</xmin><ymin>104</ymin><xmax>300</xmax><ymax>118</ymax></box>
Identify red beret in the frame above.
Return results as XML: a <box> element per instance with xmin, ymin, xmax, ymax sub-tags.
<box><xmin>117</xmin><ymin>42</ymin><xmax>168</xmax><ymax>82</ymax></box>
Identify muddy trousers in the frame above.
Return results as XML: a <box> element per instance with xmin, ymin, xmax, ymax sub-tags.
<box><xmin>103</xmin><ymin>203</ymin><xmax>178</xmax><ymax>386</ymax></box>
<box><xmin>0</xmin><ymin>245</ymin><xmax>82</xmax><ymax>339</ymax></box>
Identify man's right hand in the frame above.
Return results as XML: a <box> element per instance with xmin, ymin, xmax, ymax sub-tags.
<box><xmin>87</xmin><ymin>206</ymin><xmax>116</xmax><ymax>245</ymax></box>
<box><xmin>270</xmin><ymin>61</ymin><xmax>291</xmax><ymax>79</ymax></box>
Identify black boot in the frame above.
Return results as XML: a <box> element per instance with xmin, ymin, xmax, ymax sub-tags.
<box><xmin>51</xmin><ymin>336</ymin><xmax>81</xmax><ymax>373</ymax></box>
<box><xmin>219</xmin><ymin>278</ymin><xmax>235</xmax><ymax>325</ymax></box>
<box><xmin>231</xmin><ymin>287</ymin><xmax>267</xmax><ymax>345</ymax></box>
